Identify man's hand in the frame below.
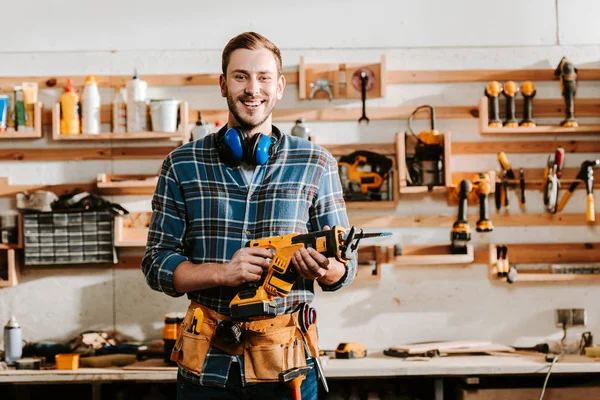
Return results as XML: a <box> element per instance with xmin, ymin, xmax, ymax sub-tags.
<box><xmin>219</xmin><ymin>247</ymin><xmax>273</xmax><ymax>287</ymax></box>
<box><xmin>292</xmin><ymin>226</ymin><xmax>346</xmax><ymax>284</ymax></box>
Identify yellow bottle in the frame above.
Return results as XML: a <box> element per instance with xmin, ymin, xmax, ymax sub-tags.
<box><xmin>59</xmin><ymin>79</ymin><xmax>80</xmax><ymax>134</ymax></box>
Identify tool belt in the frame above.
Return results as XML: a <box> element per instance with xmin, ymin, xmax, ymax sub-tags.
<box><xmin>171</xmin><ymin>301</ymin><xmax>319</xmax><ymax>383</ymax></box>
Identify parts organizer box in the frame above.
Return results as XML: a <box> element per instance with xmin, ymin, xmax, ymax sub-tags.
<box><xmin>22</xmin><ymin>210</ymin><xmax>117</xmax><ymax>265</ymax></box>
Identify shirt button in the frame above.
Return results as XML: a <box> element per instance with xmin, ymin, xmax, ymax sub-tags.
<box><xmin>246</xmin><ymin>230</ymin><xmax>251</xmax><ymax>235</ymax></box>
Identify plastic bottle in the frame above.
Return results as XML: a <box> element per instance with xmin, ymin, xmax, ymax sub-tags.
<box><xmin>112</xmin><ymin>86</ymin><xmax>127</xmax><ymax>134</ymax></box>
<box><xmin>59</xmin><ymin>79</ymin><xmax>80</xmax><ymax>135</ymax></box>
<box><xmin>4</xmin><ymin>316</ymin><xmax>22</xmax><ymax>365</ymax></box>
<box><xmin>126</xmin><ymin>69</ymin><xmax>148</xmax><ymax>132</ymax></box>
<box><xmin>291</xmin><ymin>117</ymin><xmax>311</xmax><ymax>140</ymax></box>
<box><xmin>190</xmin><ymin>111</ymin><xmax>211</xmax><ymax>142</ymax></box>
<box><xmin>81</xmin><ymin>75</ymin><xmax>101</xmax><ymax>134</ymax></box>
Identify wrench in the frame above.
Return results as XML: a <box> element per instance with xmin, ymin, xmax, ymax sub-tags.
<box><xmin>359</xmin><ymin>71</ymin><xmax>369</xmax><ymax>124</ymax></box>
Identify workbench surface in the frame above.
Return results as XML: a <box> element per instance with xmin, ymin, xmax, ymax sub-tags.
<box><xmin>1</xmin><ymin>353</ymin><xmax>599</xmax><ymax>384</ymax></box>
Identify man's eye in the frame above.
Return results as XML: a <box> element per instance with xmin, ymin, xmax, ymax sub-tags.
<box><xmin>235</xmin><ymin>75</ymin><xmax>246</xmax><ymax>80</ymax></box>
<box><xmin>260</xmin><ymin>76</ymin><xmax>271</xmax><ymax>81</ymax></box>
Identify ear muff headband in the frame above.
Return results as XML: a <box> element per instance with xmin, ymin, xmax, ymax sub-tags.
<box><xmin>223</xmin><ymin>127</ymin><xmax>246</xmax><ymax>162</ymax></box>
<box><xmin>216</xmin><ymin>125</ymin><xmax>281</xmax><ymax>167</ymax></box>
<box><xmin>252</xmin><ymin>133</ymin><xmax>273</xmax><ymax>165</ymax></box>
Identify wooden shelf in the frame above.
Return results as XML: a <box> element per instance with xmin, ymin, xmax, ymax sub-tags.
<box><xmin>51</xmin><ymin>102</ymin><xmax>188</xmax><ymax>141</ymax></box>
<box><xmin>479</xmin><ymin>97</ymin><xmax>600</xmax><ymax>136</ymax></box>
<box><xmin>488</xmin><ymin>243</ymin><xmax>600</xmax><ymax>282</ymax></box>
<box><xmin>396</xmin><ymin>132</ymin><xmax>452</xmax><ymax>195</ymax></box>
<box><xmin>96</xmin><ymin>174</ymin><xmax>158</xmax><ymax>195</ymax></box>
<box><xmin>298</xmin><ymin>56</ymin><xmax>386</xmax><ymax>100</ymax></box>
<box><xmin>453</xmin><ymin>168</ymin><xmax>600</xmax><ymax>190</ymax></box>
<box><xmin>0</xmin><ymin>102</ymin><xmax>43</xmax><ymax>139</ymax></box>
<box><xmin>0</xmin><ymin>249</ymin><xmax>20</xmax><ymax>288</ymax></box>
<box><xmin>1</xmin><ymin>68</ymin><xmax>599</xmax><ymax>89</ymax></box>
<box><xmin>394</xmin><ymin>244</ymin><xmax>474</xmax><ymax>266</ymax></box>
<box><xmin>114</xmin><ymin>212</ymin><xmax>151</xmax><ymax>247</ymax></box>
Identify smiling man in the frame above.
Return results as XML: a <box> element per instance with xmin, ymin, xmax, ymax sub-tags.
<box><xmin>142</xmin><ymin>32</ymin><xmax>357</xmax><ymax>399</ymax></box>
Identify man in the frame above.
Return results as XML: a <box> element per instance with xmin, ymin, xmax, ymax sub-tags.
<box><xmin>142</xmin><ymin>32</ymin><xmax>356</xmax><ymax>399</ymax></box>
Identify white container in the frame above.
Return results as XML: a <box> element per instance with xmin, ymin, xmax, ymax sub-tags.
<box><xmin>190</xmin><ymin>111</ymin><xmax>211</xmax><ymax>141</ymax></box>
<box><xmin>150</xmin><ymin>99</ymin><xmax>180</xmax><ymax>132</ymax></box>
<box><xmin>112</xmin><ymin>87</ymin><xmax>127</xmax><ymax>133</ymax></box>
<box><xmin>81</xmin><ymin>75</ymin><xmax>101</xmax><ymax>134</ymax></box>
<box><xmin>126</xmin><ymin>70</ymin><xmax>148</xmax><ymax>132</ymax></box>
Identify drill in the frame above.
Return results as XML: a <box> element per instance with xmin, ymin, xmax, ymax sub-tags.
<box><xmin>485</xmin><ymin>81</ymin><xmax>503</xmax><ymax>128</ymax></box>
<box><xmin>450</xmin><ymin>179</ymin><xmax>473</xmax><ymax>255</ymax></box>
<box><xmin>229</xmin><ymin>226</ymin><xmax>390</xmax><ymax>321</ymax></box>
<box><xmin>472</xmin><ymin>173</ymin><xmax>494</xmax><ymax>232</ymax></box>
<box><xmin>502</xmin><ymin>81</ymin><xmax>519</xmax><ymax>128</ymax></box>
<box><xmin>554</xmin><ymin>57</ymin><xmax>578</xmax><ymax>127</ymax></box>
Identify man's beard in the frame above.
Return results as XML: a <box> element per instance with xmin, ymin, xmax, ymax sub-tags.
<box><xmin>226</xmin><ymin>92</ymin><xmax>275</xmax><ymax>131</ymax></box>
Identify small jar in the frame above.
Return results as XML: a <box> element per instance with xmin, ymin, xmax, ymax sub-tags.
<box><xmin>0</xmin><ymin>214</ymin><xmax>18</xmax><ymax>244</ymax></box>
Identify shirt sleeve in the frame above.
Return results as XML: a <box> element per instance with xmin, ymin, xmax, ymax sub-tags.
<box><xmin>141</xmin><ymin>154</ymin><xmax>189</xmax><ymax>297</ymax></box>
<box><xmin>310</xmin><ymin>153</ymin><xmax>357</xmax><ymax>292</ymax></box>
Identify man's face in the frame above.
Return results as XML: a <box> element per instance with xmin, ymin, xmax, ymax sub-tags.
<box><xmin>220</xmin><ymin>48</ymin><xmax>285</xmax><ymax>133</ymax></box>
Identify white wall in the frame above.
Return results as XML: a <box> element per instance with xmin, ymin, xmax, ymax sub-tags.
<box><xmin>1</xmin><ymin>0</ymin><xmax>600</xmax><ymax>351</ymax></box>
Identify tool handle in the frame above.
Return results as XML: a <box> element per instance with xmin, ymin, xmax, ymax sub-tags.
<box><xmin>478</xmin><ymin>192</ymin><xmax>489</xmax><ymax>224</ymax></box>
<box><xmin>495</xmin><ymin>181</ymin><xmax>502</xmax><ymax>211</ymax></box>
<box><xmin>555</xmin><ymin>147</ymin><xmax>565</xmax><ymax>178</ymax></box>
<box><xmin>457</xmin><ymin>180</ymin><xmax>471</xmax><ymax>223</ymax></box>
<box><xmin>557</xmin><ymin>182</ymin><xmax>579</xmax><ymax>212</ymax></box>
<box><xmin>497</xmin><ymin>152</ymin><xmax>515</xmax><ymax>179</ymax></box>
<box><xmin>587</xmin><ymin>193</ymin><xmax>595</xmax><ymax>222</ymax></box>
<box><xmin>519</xmin><ymin>169</ymin><xmax>526</xmax><ymax>206</ymax></box>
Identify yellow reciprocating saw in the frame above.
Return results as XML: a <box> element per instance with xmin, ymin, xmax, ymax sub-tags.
<box><xmin>230</xmin><ymin>226</ymin><xmax>391</xmax><ymax>321</ymax></box>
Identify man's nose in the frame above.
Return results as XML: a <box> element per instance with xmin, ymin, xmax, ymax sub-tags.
<box><xmin>245</xmin><ymin>78</ymin><xmax>261</xmax><ymax>95</ymax></box>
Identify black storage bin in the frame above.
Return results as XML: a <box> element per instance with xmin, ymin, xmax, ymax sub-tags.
<box><xmin>22</xmin><ymin>210</ymin><xmax>117</xmax><ymax>266</ymax></box>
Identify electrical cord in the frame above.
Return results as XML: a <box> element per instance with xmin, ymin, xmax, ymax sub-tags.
<box><xmin>538</xmin><ymin>352</ymin><xmax>562</xmax><ymax>400</ymax></box>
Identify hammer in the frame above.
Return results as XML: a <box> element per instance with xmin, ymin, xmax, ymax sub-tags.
<box><xmin>279</xmin><ymin>365</ymin><xmax>312</xmax><ymax>400</ymax></box>
<box><xmin>557</xmin><ymin>160</ymin><xmax>600</xmax><ymax>222</ymax></box>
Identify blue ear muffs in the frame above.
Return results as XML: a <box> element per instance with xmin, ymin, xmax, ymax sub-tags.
<box><xmin>217</xmin><ymin>127</ymin><xmax>278</xmax><ymax>167</ymax></box>
<box><xmin>222</xmin><ymin>128</ymin><xmax>246</xmax><ymax>162</ymax></box>
<box><xmin>252</xmin><ymin>133</ymin><xmax>273</xmax><ymax>165</ymax></box>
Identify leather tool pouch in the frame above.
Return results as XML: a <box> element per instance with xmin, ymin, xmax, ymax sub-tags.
<box><xmin>173</xmin><ymin>302</ymin><xmax>320</xmax><ymax>382</ymax></box>
<box><xmin>170</xmin><ymin>303</ymin><xmax>215</xmax><ymax>376</ymax></box>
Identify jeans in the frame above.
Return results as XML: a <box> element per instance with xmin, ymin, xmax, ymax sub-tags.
<box><xmin>177</xmin><ymin>360</ymin><xmax>319</xmax><ymax>400</ymax></box>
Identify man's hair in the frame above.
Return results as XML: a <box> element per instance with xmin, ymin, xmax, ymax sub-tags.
<box><xmin>222</xmin><ymin>32</ymin><xmax>282</xmax><ymax>77</ymax></box>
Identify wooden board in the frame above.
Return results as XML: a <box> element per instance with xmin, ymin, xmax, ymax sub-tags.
<box><xmin>2</xmin><ymin>69</ymin><xmax>599</xmax><ymax>89</ymax></box>
<box><xmin>0</xmin><ymin>102</ymin><xmax>43</xmax><ymax>139</ymax></box>
<box><xmin>97</xmin><ymin>174</ymin><xmax>158</xmax><ymax>188</ymax></box>
<box><xmin>389</xmin><ymin>341</ymin><xmax>514</xmax><ymax>355</ymax></box>
<box><xmin>488</xmin><ymin>243</ymin><xmax>600</xmax><ymax>282</ymax></box>
<box><xmin>122</xmin><ymin>358</ymin><xmax>177</xmax><ymax>371</ymax></box>
<box><xmin>52</xmin><ymin>102</ymin><xmax>188</xmax><ymax>141</ymax></box>
<box><xmin>395</xmin><ymin>244</ymin><xmax>474</xmax><ymax>266</ymax></box>
<box><xmin>0</xmin><ymin>146</ymin><xmax>176</xmax><ymax>162</ymax></box>
<box><xmin>0</xmin><ymin>249</ymin><xmax>19</xmax><ymax>288</ymax></box>
<box><xmin>452</xmin><ymin>139</ymin><xmax>600</xmax><ymax>155</ymax></box>
<box><xmin>452</xmin><ymin>168</ymin><xmax>600</xmax><ymax>189</ymax></box>
<box><xmin>460</xmin><ymin>387</ymin><xmax>600</xmax><ymax>400</ymax></box>
<box><xmin>479</xmin><ymin>97</ymin><xmax>600</xmax><ymax>135</ymax></box>
<box><xmin>114</xmin><ymin>213</ymin><xmax>152</xmax><ymax>247</ymax></box>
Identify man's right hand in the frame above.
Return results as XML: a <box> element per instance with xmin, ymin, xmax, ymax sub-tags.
<box><xmin>219</xmin><ymin>247</ymin><xmax>273</xmax><ymax>287</ymax></box>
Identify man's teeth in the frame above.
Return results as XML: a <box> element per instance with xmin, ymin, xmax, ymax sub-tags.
<box><xmin>243</xmin><ymin>100</ymin><xmax>262</xmax><ymax>107</ymax></box>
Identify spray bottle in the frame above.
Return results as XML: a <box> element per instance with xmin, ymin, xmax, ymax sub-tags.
<box><xmin>4</xmin><ymin>316</ymin><xmax>22</xmax><ymax>365</ymax></box>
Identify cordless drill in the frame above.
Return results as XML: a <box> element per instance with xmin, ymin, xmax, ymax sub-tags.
<box><xmin>229</xmin><ymin>226</ymin><xmax>390</xmax><ymax>321</ymax></box>
<box><xmin>520</xmin><ymin>81</ymin><xmax>536</xmax><ymax>127</ymax></box>
<box><xmin>472</xmin><ymin>173</ymin><xmax>494</xmax><ymax>232</ymax></box>
<box><xmin>450</xmin><ymin>179</ymin><xmax>473</xmax><ymax>254</ymax></box>
<box><xmin>485</xmin><ymin>81</ymin><xmax>503</xmax><ymax>128</ymax></box>
<box><xmin>555</xmin><ymin>57</ymin><xmax>578</xmax><ymax>128</ymax></box>
<box><xmin>502</xmin><ymin>81</ymin><xmax>519</xmax><ymax>127</ymax></box>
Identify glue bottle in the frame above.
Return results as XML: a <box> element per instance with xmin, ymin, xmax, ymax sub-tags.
<box><xmin>59</xmin><ymin>79</ymin><xmax>80</xmax><ymax>135</ymax></box>
<box><xmin>3</xmin><ymin>316</ymin><xmax>22</xmax><ymax>365</ymax></box>
<box><xmin>81</xmin><ymin>75</ymin><xmax>101</xmax><ymax>134</ymax></box>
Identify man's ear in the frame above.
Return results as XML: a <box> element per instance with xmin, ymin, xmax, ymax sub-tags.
<box><xmin>219</xmin><ymin>74</ymin><xmax>227</xmax><ymax>98</ymax></box>
<box><xmin>277</xmin><ymin>74</ymin><xmax>286</xmax><ymax>100</ymax></box>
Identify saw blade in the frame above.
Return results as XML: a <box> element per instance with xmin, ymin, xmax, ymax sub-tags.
<box><xmin>354</xmin><ymin>232</ymin><xmax>392</xmax><ymax>239</ymax></box>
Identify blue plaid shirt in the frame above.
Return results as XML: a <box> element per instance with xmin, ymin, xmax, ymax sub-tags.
<box><xmin>142</xmin><ymin>127</ymin><xmax>356</xmax><ymax>387</ymax></box>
